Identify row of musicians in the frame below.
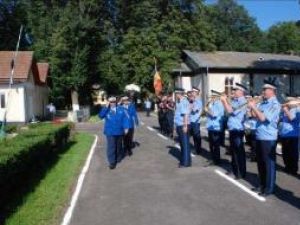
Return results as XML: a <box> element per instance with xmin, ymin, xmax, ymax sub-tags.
<box><xmin>174</xmin><ymin>80</ymin><xmax>299</xmax><ymax>197</ymax></box>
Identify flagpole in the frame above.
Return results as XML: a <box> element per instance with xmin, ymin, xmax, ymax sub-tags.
<box><xmin>0</xmin><ymin>25</ymin><xmax>23</xmax><ymax>139</ymax></box>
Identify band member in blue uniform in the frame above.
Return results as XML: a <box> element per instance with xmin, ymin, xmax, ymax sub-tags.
<box><xmin>166</xmin><ymin>94</ymin><xmax>175</xmax><ymax>138</ymax></box>
<box><xmin>188</xmin><ymin>88</ymin><xmax>203</xmax><ymax>155</ymax></box>
<box><xmin>248</xmin><ymin>78</ymin><xmax>281</xmax><ymax>196</ymax></box>
<box><xmin>120</xmin><ymin>96</ymin><xmax>139</xmax><ymax>156</ymax></box>
<box><xmin>279</xmin><ymin>98</ymin><xmax>300</xmax><ymax>175</ymax></box>
<box><xmin>99</xmin><ymin>96</ymin><xmax>130</xmax><ymax>169</ymax></box>
<box><xmin>174</xmin><ymin>88</ymin><xmax>191</xmax><ymax>167</ymax></box>
<box><xmin>245</xmin><ymin>105</ymin><xmax>258</xmax><ymax>162</ymax></box>
<box><xmin>221</xmin><ymin>83</ymin><xmax>247</xmax><ymax>179</ymax></box>
<box><xmin>205</xmin><ymin>90</ymin><xmax>225</xmax><ymax>165</ymax></box>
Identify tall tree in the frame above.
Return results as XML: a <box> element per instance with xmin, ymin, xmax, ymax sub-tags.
<box><xmin>264</xmin><ymin>22</ymin><xmax>300</xmax><ymax>54</ymax></box>
<box><xmin>207</xmin><ymin>0</ymin><xmax>263</xmax><ymax>52</ymax></box>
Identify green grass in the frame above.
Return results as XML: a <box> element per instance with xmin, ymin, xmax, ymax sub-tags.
<box><xmin>88</xmin><ymin>114</ymin><xmax>102</xmax><ymax>123</ymax></box>
<box><xmin>4</xmin><ymin>132</ymin><xmax>94</xmax><ymax>225</ymax></box>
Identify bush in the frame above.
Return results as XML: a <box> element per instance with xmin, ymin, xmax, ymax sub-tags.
<box><xmin>0</xmin><ymin>123</ymin><xmax>71</xmax><ymax>205</ymax></box>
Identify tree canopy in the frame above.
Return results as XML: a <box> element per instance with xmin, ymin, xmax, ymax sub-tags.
<box><xmin>0</xmin><ymin>0</ymin><xmax>299</xmax><ymax>108</ymax></box>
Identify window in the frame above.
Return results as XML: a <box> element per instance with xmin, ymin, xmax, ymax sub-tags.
<box><xmin>0</xmin><ymin>93</ymin><xmax>5</xmax><ymax>109</ymax></box>
<box><xmin>225</xmin><ymin>77</ymin><xmax>234</xmax><ymax>95</ymax></box>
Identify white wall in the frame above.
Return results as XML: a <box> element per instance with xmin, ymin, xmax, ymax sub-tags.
<box><xmin>208</xmin><ymin>73</ymin><xmax>250</xmax><ymax>93</ymax></box>
<box><xmin>0</xmin><ymin>85</ymin><xmax>26</xmax><ymax>122</ymax></box>
<box><xmin>181</xmin><ymin>76</ymin><xmax>192</xmax><ymax>91</ymax></box>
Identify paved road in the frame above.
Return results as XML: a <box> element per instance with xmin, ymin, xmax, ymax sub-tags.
<box><xmin>72</xmin><ymin>113</ymin><xmax>300</xmax><ymax>225</ymax></box>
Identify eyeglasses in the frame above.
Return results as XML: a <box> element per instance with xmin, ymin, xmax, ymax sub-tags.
<box><xmin>109</xmin><ymin>101</ymin><xmax>116</xmax><ymax>103</ymax></box>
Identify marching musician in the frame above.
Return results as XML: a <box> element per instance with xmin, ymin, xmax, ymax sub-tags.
<box><xmin>279</xmin><ymin>96</ymin><xmax>300</xmax><ymax>175</ymax></box>
<box><xmin>99</xmin><ymin>96</ymin><xmax>130</xmax><ymax>169</ymax></box>
<box><xmin>245</xmin><ymin>104</ymin><xmax>257</xmax><ymax>162</ymax></box>
<box><xmin>220</xmin><ymin>83</ymin><xmax>248</xmax><ymax>179</ymax></box>
<box><xmin>174</xmin><ymin>87</ymin><xmax>191</xmax><ymax>167</ymax></box>
<box><xmin>166</xmin><ymin>94</ymin><xmax>175</xmax><ymax>138</ymax></box>
<box><xmin>120</xmin><ymin>96</ymin><xmax>139</xmax><ymax>157</ymax></box>
<box><xmin>188</xmin><ymin>87</ymin><xmax>203</xmax><ymax>155</ymax></box>
<box><xmin>205</xmin><ymin>90</ymin><xmax>225</xmax><ymax>166</ymax></box>
<box><xmin>248</xmin><ymin>78</ymin><xmax>281</xmax><ymax>196</ymax></box>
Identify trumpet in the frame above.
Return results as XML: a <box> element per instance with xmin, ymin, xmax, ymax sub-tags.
<box><xmin>233</xmin><ymin>96</ymin><xmax>263</xmax><ymax>111</ymax></box>
<box><xmin>281</xmin><ymin>98</ymin><xmax>300</xmax><ymax>108</ymax></box>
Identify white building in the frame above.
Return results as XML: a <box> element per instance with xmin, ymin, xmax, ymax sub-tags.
<box><xmin>0</xmin><ymin>51</ymin><xmax>49</xmax><ymax>123</ymax></box>
<box><xmin>172</xmin><ymin>50</ymin><xmax>300</xmax><ymax>104</ymax></box>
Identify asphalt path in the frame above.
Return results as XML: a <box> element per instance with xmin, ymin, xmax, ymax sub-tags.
<box><xmin>70</xmin><ymin>113</ymin><xmax>300</xmax><ymax>225</ymax></box>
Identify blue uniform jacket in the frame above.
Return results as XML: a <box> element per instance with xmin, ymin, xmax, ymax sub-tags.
<box><xmin>255</xmin><ymin>97</ymin><xmax>281</xmax><ymax>141</ymax></box>
<box><xmin>122</xmin><ymin>103</ymin><xmax>139</xmax><ymax>129</ymax></box>
<box><xmin>206</xmin><ymin>100</ymin><xmax>225</xmax><ymax>131</ymax></box>
<box><xmin>174</xmin><ymin>97</ymin><xmax>190</xmax><ymax>126</ymax></box>
<box><xmin>227</xmin><ymin>96</ymin><xmax>247</xmax><ymax>131</ymax></box>
<box><xmin>99</xmin><ymin>106</ymin><xmax>130</xmax><ymax>136</ymax></box>
<box><xmin>189</xmin><ymin>99</ymin><xmax>203</xmax><ymax>123</ymax></box>
<box><xmin>279</xmin><ymin>107</ymin><xmax>300</xmax><ymax>138</ymax></box>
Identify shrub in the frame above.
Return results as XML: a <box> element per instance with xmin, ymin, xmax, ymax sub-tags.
<box><xmin>0</xmin><ymin>123</ymin><xmax>71</xmax><ymax>205</ymax></box>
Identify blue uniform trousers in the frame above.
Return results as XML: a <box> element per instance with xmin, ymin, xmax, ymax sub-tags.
<box><xmin>106</xmin><ymin>135</ymin><xmax>123</xmax><ymax>165</ymax></box>
<box><xmin>281</xmin><ymin>137</ymin><xmax>299</xmax><ymax>175</ymax></box>
<box><xmin>176</xmin><ymin>125</ymin><xmax>191</xmax><ymax>167</ymax></box>
<box><xmin>249</xmin><ymin>130</ymin><xmax>257</xmax><ymax>161</ymax></box>
<box><xmin>208</xmin><ymin>130</ymin><xmax>221</xmax><ymax>164</ymax></box>
<box><xmin>190</xmin><ymin>122</ymin><xmax>202</xmax><ymax>154</ymax></box>
<box><xmin>166</xmin><ymin>111</ymin><xmax>174</xmax><ymax>136</ymax></box>
<box><xmin>123</xmin><ymin>128</ymin><xmax>134</xmax><ymax>155</ymax></box>
<box><xmin>256</xmin><ymin>140</ymin><xmax>277</xmax><ymax>194</ymax></box>
<box><xmin>229</xmin><ymin>130</ymin><xmax>246</xmax><ymax>178</ymax></box>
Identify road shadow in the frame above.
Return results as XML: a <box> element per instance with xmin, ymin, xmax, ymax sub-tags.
<box><xmin>274</xmin><ymin>184</ymin><xmax>300</xmax><ymax>210</ymax></box>
<box><xmin>167</xmin><ymin>145</ymin><xmax>181</xmax><ymax>164</ymax></box>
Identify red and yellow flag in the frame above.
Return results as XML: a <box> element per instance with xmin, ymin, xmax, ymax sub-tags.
<box><xmin>153</xmin><ymin>57</ymin><xmax>163</xmax><ymax>96</ymax></box>
<box><xmin>153</xmin><ymin>70</ymin><xmax>162</xmax><ymax>96</ymax></box>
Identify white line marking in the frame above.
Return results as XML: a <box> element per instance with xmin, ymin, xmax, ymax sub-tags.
<box><xmin>157</xmin><ymin>133</ymin><xmax>169</xmax><ymax>140</ymax></box>
<box><xmin>215</xmin><ymin>169</ymin><xmax>266</xmax><ymax>202</ymax></box>
<box><xmin>147</xmin><ymin>126</ymin><xmax>155</xmax><ymax>132</ymax></box>
<box><xmin>174</xmin><ymin>143</ymin><xmax>181</xmax><ymax>149</ymax></box>
<box><xmin>61</xmin><ymin>135</ymin><xmax>98</xmax><ymax>225</ymax></box>
<box><xmin>140</xmin><ymin>121</ymin><xmax>144</xmax><ymax>125</ymax></box>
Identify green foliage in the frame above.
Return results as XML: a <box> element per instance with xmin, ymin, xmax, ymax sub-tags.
<box><xmin>1</xmin><ymin>0</ymin><xmax>299</xmax><ymax>107</ymax></box>
<box><xmin>0</xmin><ymin>123</ymin><xmax>71</xmax><ymax>207</ymax></box>
<box><xmin>264</xmin><ymin>22</ymin><xmax>300</xmax><ymax>54</ymax></box>
<box><xmin>4</xmin><ymin>132</ymin><xmax>93</xmax><ymax>225</ymax></box>
<box><xmin>207</xmin><ymin>0</ymin><xmax>263</xmax><ymax>52</ymax></box>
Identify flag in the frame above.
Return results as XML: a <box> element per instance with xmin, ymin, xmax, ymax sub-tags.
<box><xmin>153</xmin><ymin>70</ymin><xmax>162</xmax><ymax>96</ymax></box>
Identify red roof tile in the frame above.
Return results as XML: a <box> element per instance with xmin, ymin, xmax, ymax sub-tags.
<box><xmin>36</xmin><ymin>63</ymin><xmax>49</xmax><ymax>84</ymax></box>
<box><xmin>0</xmin><ymin>51</ymin><xmax>33</xmax><ymax>82</ymax></box>
<box><xmin>0</xmin><ymin>51</ymin><xmax>49</xmax><ymax>85</ymax></box>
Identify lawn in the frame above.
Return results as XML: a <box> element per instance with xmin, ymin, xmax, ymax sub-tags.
<box><xmin>4</xmin><ymin>132</ymin><xmax>95</xmax><ymax>225</ymax></box>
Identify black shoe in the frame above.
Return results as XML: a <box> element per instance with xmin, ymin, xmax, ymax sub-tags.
<box><xmin>128</xmin><ymin>150</ymin><xmax>133</xmax><ymax>156</ymax></box>
<box><xmin>252</xmin><ymin>187</ymin><xmax>264</xmax><ymax>193</ymax></box>
<box><xmin>109</xmin><ymin>164</ymin><xmax>116</xmax><ymax>170</ymax></box>
<box><xmin>258</xmin><ymin>192</ymin><xmax>272</xmax><ymax>197</ymax></box>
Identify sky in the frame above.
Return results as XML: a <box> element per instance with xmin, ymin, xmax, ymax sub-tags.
<box><xmin>205</xmin><ymin>0</ymin><xmax>300</xmax><ymax>31</ymax></box>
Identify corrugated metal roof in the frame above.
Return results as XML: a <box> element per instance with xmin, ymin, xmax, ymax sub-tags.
<box><xmin>183</xmin><ymin>50</ymin><xmax>300</xmax><ymax>70</ymax></box>
<box><xmin>172</xmin><ymin>62</ymin><xmax>192</xmax><ymax>73</ymax></box>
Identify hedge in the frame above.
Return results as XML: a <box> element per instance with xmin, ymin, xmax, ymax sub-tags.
<box><xmin>0</xmin><ymin>123</ymin><xmax>71</xmax><ymax>206</ymax></box>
